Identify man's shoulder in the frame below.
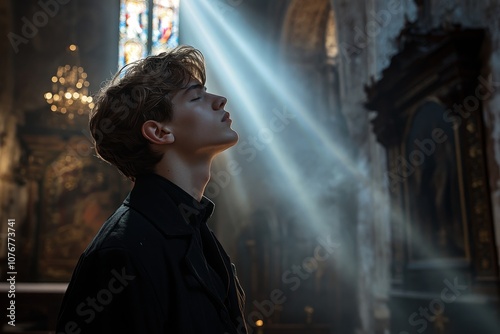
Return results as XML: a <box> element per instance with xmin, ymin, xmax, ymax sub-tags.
<box><xmin>83</xmin><ymin>204</ymin><xmax>163</xmax><ymax>257</ymax></box>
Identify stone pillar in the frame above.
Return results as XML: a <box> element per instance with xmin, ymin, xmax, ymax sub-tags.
<box><xmin>331</xmin><ymin>0</ymin><xmax>375</xmax><ymax>332</ymax></box>
<box><xmin>330</xmin><ymin>0</ymin><xmax>417</xmax><ymax>333</ymax></box>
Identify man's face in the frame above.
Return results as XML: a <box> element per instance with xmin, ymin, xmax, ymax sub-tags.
<box><xmin>168</xmin><ymin>80</ymin><xmax>238</xmax><ymax>156</ymax></box>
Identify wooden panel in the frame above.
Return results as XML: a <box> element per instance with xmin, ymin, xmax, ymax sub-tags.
<box><xmin>0</xmin><ymin>283</ymin><xmax>66</xmax><ymax>333</ymax></box>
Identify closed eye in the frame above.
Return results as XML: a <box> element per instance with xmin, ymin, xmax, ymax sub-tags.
<box><xmin>184</xmin><ymin>84</ymin><xmax>207</xmax><ymax>102</ymax></box>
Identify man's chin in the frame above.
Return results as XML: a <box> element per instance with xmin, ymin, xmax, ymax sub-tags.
<box><xmin>220</xmin><ymin>134</ymin><xmax>239</xmax><ymax>151</ymax></box>
<box><xmin>208</xmin><ymin>133</ymin><xmax>239</xmax><ymax>155</ymax></box>
<box><xmin>228</xmin><ymin>131</ymin><xmax>239</xmax><ymax>146</ymax></box>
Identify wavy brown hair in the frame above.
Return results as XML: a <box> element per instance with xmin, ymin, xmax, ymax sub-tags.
<box><xmin>89</xmin><ymin>46</ymin><xmax>206</xmax><ymax>181</ymax></box>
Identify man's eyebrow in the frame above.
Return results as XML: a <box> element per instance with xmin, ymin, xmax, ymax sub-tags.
<box><xmin>182</xmin><ymin>83</ymin><xmax>206</xmax><ymax>96</ymax></box>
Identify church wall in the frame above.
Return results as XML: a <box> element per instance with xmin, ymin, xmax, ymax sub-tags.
<box><xmin>0</xmin><ymin>0</ymin><xmax>28</xmax><ymax>265</ymax></box>
<box><xmin>332</xmin><ymin>0</ymin><xmax>500</xmax><ymax>333</ymax></box>
<box><xmin>0</xmin><ymin>0</ymin><xmax>123</xmax><ymax>282</ymax></box>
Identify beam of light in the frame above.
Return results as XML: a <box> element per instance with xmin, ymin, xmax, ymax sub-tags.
<box><xmin>182</xmin><ymin>0</ymin><xmax>388</xmax><ymax>279</ymax></box>
<box><xmin>183</xmin><ymin>3</ymin><xmax>500</xmax><ymax>332</ymax></box>
<box><xmin>192</xmin><ymin>0</ymin><xmax>406</xmax><ymax>239</ymax></box>
<box><xmin>195</xmin><ymin>0</ymin><xmax>365</xmax><ymax>181</ymax></box>
<box><xmin>184</xmin><ymin>0</ymin><xmax>460</xmax><ymax>285</ymax></box>
<box><xmin>191</xmin><ymin>2</ymin><xmax>468</xmax><ymax>281</ymax></box>
<box><xmin>183</xmin><ymin>0</ymin><xmax>337</xmax><ymax>237</ymax></box>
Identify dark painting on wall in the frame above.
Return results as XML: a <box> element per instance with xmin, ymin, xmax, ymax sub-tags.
<box><xmin>403</xmin><ymin>100</ymin><xmax>468</xmax><ymax>263</ymax></box>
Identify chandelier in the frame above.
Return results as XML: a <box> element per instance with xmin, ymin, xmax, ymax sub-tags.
<box><xmin>44</xmin><ymin>44</ymin><xmax>94</xmax><ymax>120</ymax></box>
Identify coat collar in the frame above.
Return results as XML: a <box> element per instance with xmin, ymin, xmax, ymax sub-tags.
<box><xmin>123</xmin><ymin>173</ymin><xmax>214</xmax><ymax>236</ymax></box>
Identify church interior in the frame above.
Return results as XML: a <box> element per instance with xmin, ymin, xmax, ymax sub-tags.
<box><xmin>1</xmin><ymin>0</ymin><xmax>500</xmax><ymax>333</ymax></box>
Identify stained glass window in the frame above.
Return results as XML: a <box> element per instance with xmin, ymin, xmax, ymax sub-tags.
<box><xmin>119</xmin><ymin>0</ymin><xmax>180</xmax><ymax>68</ymax></box>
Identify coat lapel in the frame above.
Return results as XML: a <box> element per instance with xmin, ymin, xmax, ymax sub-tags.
<box><xmin>200</xmin><ymin>225</ymin><xmax>230</xmax><ymax>292</ymax></box>
<box><xmin>184</xmin><ymin>235</ymin><xmax>226</xmax><ymax>309</ymax></box>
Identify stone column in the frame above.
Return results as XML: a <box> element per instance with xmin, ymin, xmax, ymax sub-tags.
<box><xmin>330</xmin><ymin>0</ymin><xmax>417</xmax><ymax>333</ymax></box>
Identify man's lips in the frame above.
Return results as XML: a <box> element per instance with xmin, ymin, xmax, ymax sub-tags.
<box><xmin>221</xmin><ymin>112</ymin><xmax>231</xmax><ymax>122</ymax></box>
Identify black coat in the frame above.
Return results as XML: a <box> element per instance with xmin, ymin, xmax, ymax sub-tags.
<box><xmin>56</xmin><ymin>174</ymin><xmax>247</xmax><ymax>334</ymax></box>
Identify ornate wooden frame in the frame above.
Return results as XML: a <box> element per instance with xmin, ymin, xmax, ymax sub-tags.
<box><xmin>365</xmin><ymin>27</ymin><xmax>499</xmax><ymax>292</ymax></box>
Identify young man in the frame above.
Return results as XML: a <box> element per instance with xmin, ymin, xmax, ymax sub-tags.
<box><xmin>56</xmin><ymin>46</ymin><xmax>247</xmax><ymax>334</ymax></box>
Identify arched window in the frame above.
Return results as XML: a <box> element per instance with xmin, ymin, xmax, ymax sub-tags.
<box><xmin>281</xmin><ymin>0</ymin><xmax>341</xmax><ymax>124</ymax></box>
<box><xmin>119</xmin><ymin>0</ymin><xmax>180</xmax><ymax>67</ymax></box>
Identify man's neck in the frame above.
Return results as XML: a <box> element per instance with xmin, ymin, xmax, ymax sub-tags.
<box><xmin>155</xmin><ymin>153</ymin><xmax>213</xmax><ymax>202</ymax></box>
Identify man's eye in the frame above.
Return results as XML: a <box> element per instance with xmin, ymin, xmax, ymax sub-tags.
<box><xmin>191</xmin><ymin>97</ymin><xmax>201</xmax><ymax>101</ymax></box>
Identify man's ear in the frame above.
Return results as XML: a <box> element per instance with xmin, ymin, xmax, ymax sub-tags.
<box><xmin>142</xmin><ymin>120</ymin><xmax>175</xmax><ymax>144</ymax></box>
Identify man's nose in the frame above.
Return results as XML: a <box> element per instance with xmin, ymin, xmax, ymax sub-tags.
<box><xmin>213</xmin><ymin>95</ymin><xmax>227</xmax><ymax>110</ymax></box>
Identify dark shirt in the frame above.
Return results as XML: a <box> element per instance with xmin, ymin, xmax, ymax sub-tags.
<box><xmin>149</xmin><ymin>173</ymin><xmax>228</xmax><ymax>304</ymax></box>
